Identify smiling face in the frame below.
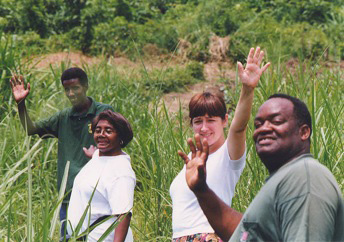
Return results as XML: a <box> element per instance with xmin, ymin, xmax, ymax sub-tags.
<box><xmin>253</xmin><ymin>98</ymin><xmax>309</xmax><ymax>172</ymax></box>
<box><xmin>94</xmin><ymin>119</ymin><xmax>122</xmax><ymax>156</ymax></box>
<box><xmin>62</xmin><ymin>78</ymin><xmax>88</xmax><ymax>107</ymax></box>
<box><xmin>192</xmin><ymin>114</ymin><xmax>227</xmax><ymax>153</ymax></box>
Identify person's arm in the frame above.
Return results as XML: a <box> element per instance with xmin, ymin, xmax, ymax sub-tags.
<box><xmin>10</xmin><ymin>75</ymin><xmax>39</xmax><ymax>135</ymax></box>
<box><xmin>227</xmin><ymin>47</ymin><xmax>270</xmax><ymax>160</ymax></box>
<box><xmin>113</xmin><ymin>212</ymin><xmax>132</xmax><ymax>242</ymax></box>
<box><xmin>178</xmin><ymin>134</ymin><xmax>243</xmax><ymax>241</ymax></box>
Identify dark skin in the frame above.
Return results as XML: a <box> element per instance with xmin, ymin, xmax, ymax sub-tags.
<box><xmin>10</xmin><ymin>75</ymin><xmax>91</xmax><ymax>135</ymax></box>
<box><xmin>113</xmin><ymin>213</ymin><xmax>132</xmax><ymax>242</ymax></box>
<box><xmin>178</xmin><ymin>98</ymin><xmax>311</xmax><ymax>241</ymax></box>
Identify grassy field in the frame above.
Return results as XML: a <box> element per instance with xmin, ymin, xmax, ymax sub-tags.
<box><xmin>0</xmin><ymin>49</ymin><xmax>343</xmax><ymax>241</ymax></box>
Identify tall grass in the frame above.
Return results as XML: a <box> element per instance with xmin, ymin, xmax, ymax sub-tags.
<box><xmin>0</xmin><ymin>49</ymin><xmax>343</xmax><ymax>241</ymax></box>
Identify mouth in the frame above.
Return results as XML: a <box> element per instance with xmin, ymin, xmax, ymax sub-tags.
<box><xmin>257</xmin><ymin>136</ymin><xmax>276</xmax><ymax>145</ymax></box>
<box><xmin>96</xmin><ymin>139</ymin><xmax>109</xmax><ymax>147</ymax></box>
<box><xmin>200</xmin><ymin>133</ymin><xmax>212</xmax><ymax>138</ymax></box>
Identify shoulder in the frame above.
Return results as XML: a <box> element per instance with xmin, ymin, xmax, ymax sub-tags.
<box><xmin>104</xmin><ymin>154</ymin><xmax>135</xmax><ymax>179</ymax></box>
<box><xmin>92</xmin><ymin>99</ymin><xmax>113</xmax><ymax>112</ymax></box>
<box><xmin>273</xmin><ymin>154</ymin><xmax>341</xmax><ymax>199</ymax></box>
<box><xmin>58</xmin><ymin>107</ymin><xmax>72</xmax><ymax>117</ymax></box>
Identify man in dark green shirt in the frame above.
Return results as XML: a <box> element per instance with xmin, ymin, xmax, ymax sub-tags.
<box><xmin>10</xmin><ymin>67</ymin><xmax>113</xmax><ymax>237</ymax></box>
<box><xmin>179</xmin><ymin>93</ymin><xmax>344</xmax><ymax>241</ymax></box>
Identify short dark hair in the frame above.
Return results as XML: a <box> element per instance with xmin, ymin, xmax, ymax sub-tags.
<box><xmin>189</xmin><ymin>92</ymin><xmax>227</xmax><ymax>124</ymax></box>
<box><xmin>91</xmin><ymin>110</ymin><xmax>133</xmax><ymax>148</ymax></box>
<box><xmin>268</xmin><ymin>93</ymin><xmax>312</xmax><ymax>139</ymax></box>
<box><xmin>61</xmin><ymin>67</ymin><xmax>88</xmax><ymax>86</ymax></box>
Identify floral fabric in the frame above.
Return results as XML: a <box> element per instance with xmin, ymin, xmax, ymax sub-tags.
<box><xmin>173</xmin><ymin>233</ymin><xmax>223</xmax><ymax>242</ymax></box>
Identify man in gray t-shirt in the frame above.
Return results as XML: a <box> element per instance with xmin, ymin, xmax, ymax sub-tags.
<box><xmin>179</xmin><ymin>94</ymin><xmax>344</xmax><ymax>241</ymax></box>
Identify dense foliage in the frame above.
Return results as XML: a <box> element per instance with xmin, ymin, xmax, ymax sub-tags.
<box><xmin>0</xmin><ymin>0</ymin><xmax>343</xmax><ymax>60</ymax></box>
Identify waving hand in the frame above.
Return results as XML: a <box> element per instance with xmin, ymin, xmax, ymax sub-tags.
<box><xmin>237</xmin><ymin>47</ymin><xmax>270</xmax><ymax>89</ymax></box>
<box><xmin>178</xmin><ymin>134</ymin><xmax>209</xmax><ymax>193</ymax></box>
<box><xmin>10</xmin><ymin>75</ymin><xmax>30</xmax><ymax>104</ymax></box>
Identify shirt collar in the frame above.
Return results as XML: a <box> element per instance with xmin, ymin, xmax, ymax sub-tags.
<box><xmin>69</xmin><ymin>97</ymin><xmax>96</xmax><ymax>118</ymax></box>
<box><xmin>266</xmin><ymin>153</ymin><xmax>314</xmax><ymax>182</ymax></box>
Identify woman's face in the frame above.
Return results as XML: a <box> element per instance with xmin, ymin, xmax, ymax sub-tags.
<box><xmin>94</xmin><ymin>119</ymin><xmax>121</xmax><ymax>156</ymax></box>
<box><xmin>191</xmin><ymin>114</ymin><xmax>227</xmax><ymax>153</ymax></box>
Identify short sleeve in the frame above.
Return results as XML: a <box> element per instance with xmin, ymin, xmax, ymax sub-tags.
<box><xmin>225</xmin><ymin>140</ymin><xmax>246</xmax><ymax>171</ymax></box>
<box><xmin>34</xmin><ymin>112</ymin><xmax>60</xmax><ymax>138</ymax></box>
<box><xmin>106</xmin><ymin>176</ymin><xmax>136</xmax><ymax>215</ymax></box>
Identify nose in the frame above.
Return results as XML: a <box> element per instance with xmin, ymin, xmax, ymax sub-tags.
<box><xmin>253</xmin><ymin>121</ymin><xmax>272</xmax><ymax>139</ymax></box>
<box><xmin>200</xmin><ymin>121</ymin><xmax>208</xmax><ymax>132</ymax></box>
<box><xmin>66</xmin><ymin>89</ymin><xmax>74</xmax><ymax>97</ymax></box>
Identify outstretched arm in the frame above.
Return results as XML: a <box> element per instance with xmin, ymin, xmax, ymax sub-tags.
<box><xmin>227</xmin><ymin>47</ymin><xmax>270</xmax><ymax>160</ymax></box>
<box><xmin>10</xmin><ymin>75</ymin><xmax>38</xmax><ymax>135</ymax></box>
<box><xmin>178</xmin><ymin>134</ymin><xmax>243</xmax><ymax>241</ymax></box>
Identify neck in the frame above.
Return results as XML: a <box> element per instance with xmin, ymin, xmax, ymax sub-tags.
<box><xmin>73</xmin><ymin>97</ymin><xmax>91</xmax><ymax>113</ymax></box>
<box><xmin>99</xmin><ymin>149</ymin><xmax>122</xmax><ymax>157</ymax></box>
<box><xmin>209</xmin><ymin>135</ymin><xmax>226</xmax><ymax>154</ymax></box>
<box><xmin>262</xmin><ymin>148</ymin><xmax>310</xmax><ymax>174</ymax></box>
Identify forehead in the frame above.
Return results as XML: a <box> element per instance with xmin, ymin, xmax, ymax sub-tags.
<box><xmin>62</xmin><ymin>78</ymin><xmax>82</xmax><ymax>87</ymax></box>
<box><xmin>96</xmin><ymin>119</ymin><xmax>114</xmax><ymax>128</ymax></box>
<box><xmin>255</xmin><ymin>98</ymin><xmax>294</xmax><ymax>120</ymax></box>
<box><xmin>193</xmin><ymin>114</ymin><xmax>221</xmax><ymax>119</ymax></box>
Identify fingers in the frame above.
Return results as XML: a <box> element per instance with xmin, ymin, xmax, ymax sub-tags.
<box><xmin>194</xmin><ymin>133</ymin><xmax>203</xmax><ymax>153</ymax></box>
<box><xmin>261</xmin><ymin>62</ymin><xmax>271</xmax><ymax>73</ymax></box>
<box><xmin>253</xmin><ymin>46</ymin><xmax>261</xmax><ymax>63</ymax></box>
<box><xmin>178</xmin><ymin>150</ymin><xmax>190</xmax><ymax>165</ymax></box>
<box><xmin>237</xmin><ymin>61</ymin><xmax>244</xmax><ymax>78</ymax></box>
<box><xmin>10</xmin><ymin>74</ymin><xmax>25</xmax><ymax>86</ymax></box>
<box><xmin>247</xmin><ymin>47</ymin><xmax>255</xmax><ymax>64</ymax></box>
<box><xmin>201</xmin><ymin>138</ymin><xmax>209</xmax><ymax>158</ymax></box>
<box><xmin>187</xmin><ymin>137</ymin><xmax>196</xmax><ymax>159</ymax></box>
<box><xmin>257</xmin><ymin>50</ymin><xmax>264</xmax><ymax>66</ymax></box>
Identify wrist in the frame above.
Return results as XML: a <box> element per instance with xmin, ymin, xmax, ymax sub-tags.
<box><xmin>241</xmin><ymin>84</ymin><xmax>255</xmax><ymax>93</ymax></box>
<box><xmin>193</xmin><ymin>183</ymin><xmax>210</xmax><ymax>197</ymax></box>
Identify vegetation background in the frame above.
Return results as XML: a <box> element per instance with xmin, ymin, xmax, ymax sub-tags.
<box><xmin>0</xmin><ymin>0</ymin><xmax>343</xmax><ymax>241</ymax></box>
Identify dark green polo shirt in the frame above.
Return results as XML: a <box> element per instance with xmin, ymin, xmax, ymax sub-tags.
<box><xmin>35</xmin><ymin>97</ymin><xmax>113</xmax><ymax>202</ymax></box>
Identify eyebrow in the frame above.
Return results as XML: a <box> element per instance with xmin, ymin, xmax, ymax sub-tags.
<box><xmin>254</xmin><ymin>113</ymin><xmax>281</xmax><ymax>121</ymax></box>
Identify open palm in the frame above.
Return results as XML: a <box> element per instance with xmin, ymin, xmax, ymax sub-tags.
<box><xmin>10</xmin><ymin>75</ymin><xmax>30</xmax><ymax>103</ymax></box>
<box><xmin>238</xmin><ymin>47</ymin><xmax>270</xmax><ymax>88</ymax></box>
<box><xmin>178</xmin><ymin>134</ymin><xmax>209</xmax><ymax>193</ymax></box>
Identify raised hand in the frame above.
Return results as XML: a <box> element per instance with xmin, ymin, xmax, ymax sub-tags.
<box><xmin>237</xmin><ymin>47</ymin><xmax>270</xmax><ymax>89</ymax></box>
<box><xmin>83</xmin><ymin>145</ymin><xmax>97</xmax><ymax>159</ymax></box>
<box><xmin>178</xmin><ymin>134</ymin><xmax>209</xmax><ymax>193</ymax></box>
<box><xmin>10</xmin><ymin>74</ymin><xmax>31</xmax><ymax>104</ymax></box>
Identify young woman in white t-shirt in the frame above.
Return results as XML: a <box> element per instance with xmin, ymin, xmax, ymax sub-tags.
<box><xmin>66</xmin><ymin>110</ymin><xmax>135</xmax><ymax>242</ymax></box>
<box><xmin>170</xmin><ymin>47</ymin><xmax>270</xmax><ymax>241</ymax></box>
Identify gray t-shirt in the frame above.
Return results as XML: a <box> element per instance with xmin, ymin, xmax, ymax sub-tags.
<box><xmin>230</xmin><ymin>154</ymin><xmax>344</xmax><ymax>242</ymax></box>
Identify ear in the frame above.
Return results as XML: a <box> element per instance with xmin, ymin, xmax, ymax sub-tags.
<box><xmin>299</xmin><ymin>124</ymin><xmax>311</xmax><ymax>141</ymax></box>
<box><xmin>222</xmin><ymin>114</ymin><xmax>229</xmax><ymax>128</ymax></box>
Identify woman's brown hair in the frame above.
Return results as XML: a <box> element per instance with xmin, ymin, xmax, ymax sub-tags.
<box><xmin>189</xmin><ymin>91</ymin><xmax>227</xmax><ymax>123</ymax></box>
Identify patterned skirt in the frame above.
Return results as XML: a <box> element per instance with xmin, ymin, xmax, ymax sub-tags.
<box><xmin>173</xmin><ymin>233</ymin><xmax>224</xmax><ymax>242</ymax></box>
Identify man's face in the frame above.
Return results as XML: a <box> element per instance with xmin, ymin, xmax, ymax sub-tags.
<box><xmin>62</xmin><ymin>78</ymin><xmax>88</xmax><ymax>107</ymax></box>
<box><xmin>253</xmin><ymin>98</ymin><xmax>302</xmax><ymax>167</ymax></box>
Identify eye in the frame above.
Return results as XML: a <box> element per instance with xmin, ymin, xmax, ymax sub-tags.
<box><xmin>271</xmin><ymin>119</ymin><xmax>284</xmax><ymax>125</ymax></box>
<box><xmin>95</xmin><ymin>128</ymin><xmax>101</xmax><ymax>134</ymax></box>
<box><xmin>254</xmin><ymin>121</ymin><xmax>262</xmax><ymax>128</ymax></box>
<box><xmin>193</xmin><ymin>120</ymin><xmax>202</xmax><ymax>124</ymax></box>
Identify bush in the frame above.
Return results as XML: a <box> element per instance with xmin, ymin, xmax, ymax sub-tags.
<box><xmin>144</xmin><ymin>62</ymin><xmax>204</xmax><ymax>94</ymax></box>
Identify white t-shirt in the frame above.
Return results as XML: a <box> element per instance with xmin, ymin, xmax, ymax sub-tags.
<box><xmin>169</xmin><ymin>140</ymin><xmax>246</xmax><ymax>238</ymax></box>
<box><xmin>67</xmin><ymin>150</ymin><xmax>136</xmax><ymax>242</ymax></box>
